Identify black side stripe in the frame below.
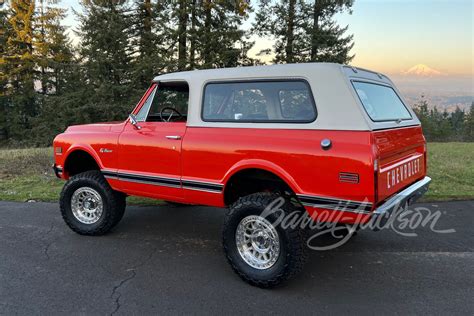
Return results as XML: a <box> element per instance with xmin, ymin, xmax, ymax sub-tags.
<box><xmin>119</xmin><ymin>173</ymin><xmax>181</xmax><ymax>186</ymax></box>
<box><xmin>181</xmin><ymin>180</ymin><xmax>224</xmax><ymax>192</ymax></box>
<box><xmin>102</xmin><ymin>170</ymin><xmax>223</xmax><ymax>193</ymax></box>
<box><xmin>297</xmin><ymin>194</ymin><xmax>373</xmax><ymax>213</ymax></box>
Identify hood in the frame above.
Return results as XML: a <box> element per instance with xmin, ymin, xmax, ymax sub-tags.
<box><xmin>65</xmin><ymin>121</ymin><xmax>125</xmax><ymax>133</ymax></box>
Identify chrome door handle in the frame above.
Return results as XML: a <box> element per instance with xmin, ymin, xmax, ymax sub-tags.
<box><xmin>166</xmin><ymin>135</ymin><xmax>181</xmax><ymax>140</ymax></box>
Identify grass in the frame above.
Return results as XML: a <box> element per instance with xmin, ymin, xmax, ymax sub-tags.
<box><xmin>0</xmin><ymin>147</ymin><xmax>162</xmax><ymax>205</ymax></box>
<box><xmin>0</xmin><ymin>143</ymin><xmax>473</xmax><ymax>203</ymax></box>
<box><xmin>423</xmin><ymin>143</ymin><xmax>474</xmax><ymax>201</ymax></box>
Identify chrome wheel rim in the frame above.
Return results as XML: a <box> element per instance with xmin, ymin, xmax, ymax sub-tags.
<box><xmin>235</xmin><ymin>215</ymin><xmax>280</xmax><ymax>270</ymax></box>
<box><xmin>71</xmin><ymin>187</ymin><xmax>103</xmax><ymax>225</ymax></box>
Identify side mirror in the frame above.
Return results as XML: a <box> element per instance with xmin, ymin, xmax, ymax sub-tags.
<box><xmin>128</xmin><ymin>114</ymin><xmax>142</xmax><ymax>130</ymax></box>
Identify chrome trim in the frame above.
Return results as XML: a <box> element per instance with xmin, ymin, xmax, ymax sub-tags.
<box><xmin>166</xmin><ymin>135</ymin><xmax>182</xmax><ymax>140</ymax></box>
<box><xmin>101</xmin><ymin>170</ymin><xmax>224</xmax><ymax>193</ymax></box>
<box><xmin>299</xmin><ymin>202</ymin><xmax>372</xmax><ymax>214</ymax></box>
<box><xmin>52</xmin><ymin>164</ymin><xmax>63</xmax><ymax>178</ymax></box>
<box><xmin>128</xmin><ymin>114</ymin><xmax>142</xmax><ymax>130</ymax></box>
<box><xmin>181</xmin><ymin>186</ymin><xmax>223</xmax><ymax>194</ymax></box>
<box><xmin>181</xmin><ymin>179</ymin><xmax>224</xmax><ymax>193</ymax></box>
<box><xmin>372</xmin><ymin>176</ymin><xmax>431</xmax><ymax>230</ymax></box>
<box><xmin>297</xmin><ymin>194</ymin><xmax>373</xmax><ymax>214</ymax></box>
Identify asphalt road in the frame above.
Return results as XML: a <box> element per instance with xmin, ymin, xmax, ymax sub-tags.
<box><xmin>0</xmin><ymin>200</ymin><xmax>473</xmax><ymax>315</ymax></box>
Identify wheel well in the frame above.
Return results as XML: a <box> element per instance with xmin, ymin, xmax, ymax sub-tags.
<box><xmin>223</xmin><ymin>169</ymin><xmax>295</xmax><ymax>206</ymax></box>
<box><xmin>64</xmin><ymin>150</ymin><xmax>100</xmax><ymax>177</ymax></box>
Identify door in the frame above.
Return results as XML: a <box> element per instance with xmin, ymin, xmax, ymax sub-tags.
<box><xmin>117</xmin><ymin>82</ymin><xmax>189</xmax><ymax>200</ymax></box>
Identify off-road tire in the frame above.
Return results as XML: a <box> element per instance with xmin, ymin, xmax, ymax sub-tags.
<box><xmin>223</xmin><ymin>192</ymin><xmax>307</xmax><ymax>288</ymax></box>
<box><xmin>60</xmin><ymin>170</ymin><xmax>126</xmax><ymax>236</ymax></box>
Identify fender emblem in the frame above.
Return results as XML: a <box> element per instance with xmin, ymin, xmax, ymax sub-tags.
<box><xmin>100</xmin><ymin>148</ymin><xmax>113</xmax><ymax>153</ymax></box>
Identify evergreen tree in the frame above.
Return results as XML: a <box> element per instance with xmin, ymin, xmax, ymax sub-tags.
<box><xmin>176</xmin><ymin>0</ymin><xmax>187</xmax><ymax>70</ymax></box>
<box><xmin>465</xmin><ymin>102</ymin><xmax>474</xmax><ymax>141</ymax></box>
<box><xmin>254</xmin><ymin>0</ymin><xmax>354</xmax><ymax>64</ymax></box>
<box><xmin>167</xmin><ymin>0</ymin><xmax>253</xmax><ymax>70</ymax></box>
<box><xmin>304</xmin><ymin>0</ymin><xmax>354</xmax><ymax>63</ymax></box>
<box><xmin>413</xmin><ymin>95</ymin><xmax>433</xmax><ymax>140</ymax></box>
<box><xmin>196</xmin><ymin>0</ymin><xmax>253</xmax><ymax>68</ymax></box>
<box><xmin>33</xmin><ymin>0</ymin><xmax>73</xmax><ymax>95</ymax></box>
<box><xmin>76</xmin><ymin>0</ymin><xmax>137</xmax><ymax>121</ymax></box>
<box><xmin>450</xmin><ymin>106</ymin><xmax>465</xmax><ymax>141</ymax></box>
<box><xmin>131</xmin><ymin>0</ymin><xmax>171</xmax><ymax>88</ymax></box>
<box><xmin>0</xmin><ymin>7</ymin><xmax>11</xmax><ymax>142</ymax></box>
<box><xmin>4</xmin><ymin>0</ymin><xmax>37</xmax><ymax>142</ymax></box>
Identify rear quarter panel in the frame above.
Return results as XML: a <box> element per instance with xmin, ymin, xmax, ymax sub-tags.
<box><xmin>182</xmin><ymin>127</ymin><xmax>375</xmax><ymax>207</ymax></box>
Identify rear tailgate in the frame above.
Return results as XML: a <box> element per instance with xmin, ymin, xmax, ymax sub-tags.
<box><xmin>373</xmin><ymin>126</ymin><xmax>427</xmax><ymax>203</ymax></box>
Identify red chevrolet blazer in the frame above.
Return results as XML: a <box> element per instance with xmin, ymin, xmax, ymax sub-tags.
<box><xmin>53</xmin><ymin>63</ymin><xmax>431</xmax><ymax>287</ymax></box>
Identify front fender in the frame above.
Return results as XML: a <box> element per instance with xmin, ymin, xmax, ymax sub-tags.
<box><xmin>64</xmin><ymin>144</ymin><xmax>104</xmax><ymax>169</ymax></box>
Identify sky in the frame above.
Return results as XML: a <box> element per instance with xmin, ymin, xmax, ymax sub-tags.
<box><xmin>58</xmin><ymin>0</ymin><xmax>473</xmax><ymax>77</ymax></box>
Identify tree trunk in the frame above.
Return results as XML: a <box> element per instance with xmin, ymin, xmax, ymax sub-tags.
<box><xmin>189</xmin><ymin>0</ymin><xmax>197</xmax><ymax>69</ymax></box>
<box><xmin>310</xmin><ymin>0</ymin><xmax>321</xmax><ymax>61</ymax></box>
<box><xmin>285</xmin><ymin>0</ymin><xmax>296</xmax><ymax>63</ymax></box>
<box><xmin>143</xmin><ymin>0</ymin><xmax>152</xmax><ymax>47</ymax></box>
<box><xmin>177</xmin><ymin>0</ymin><xmax>187</xmax><ymax>70</ymax></box>
<box><xmin>203</xmin><ymin>1</ymin><xmax>212</xmax><ymax>66</ymax></box>
<box><xmin>39</xmin><ymin>0</ymin><xmax>47</xmax><ymax>95</ymax></box>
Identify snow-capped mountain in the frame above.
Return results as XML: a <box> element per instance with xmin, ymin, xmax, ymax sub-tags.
<box><xmin>401</xmin><ymin>64</ymin><xmax>445</xmax><ymax>77</ymax></box>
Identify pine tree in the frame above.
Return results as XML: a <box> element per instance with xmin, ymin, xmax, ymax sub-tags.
<box><xmin>167</xmin><ymin>0</ymin><xmax>253</xmax><ymax>70</ymax></box>
<box><xmin>413</xmin><ymin>95</ymin><xmax>433</xmax><ymax>140</ymax></box>
<box><xmin>450</xmin><ymin>106</ymin><xmax>465</xmax><ymax>141</ymax></box>
<box><xmin>0</xmin><ymin>7</ymin><xmax>11</xmax><ymax>142</ymax></box>
<box><xmin>254</xmin><ymin>0</ymin><xmax>304</xmax><ymax>63</ymax></box>
<box><xmin>254</xmin><ymin>0</ymin><xmax>354</xmax><ymax>64</ymax></box>
<box><xmin>465</xmin><ymin>102</ymin><xmax>474</xmax><ymax>141</ymax></box>
<box><xmin>131</xmin><ymin>0</ymin><xmax>171</xmax><ymax>88</ymax></box>
<box><xmin>4</xmin><ymin>0</ymin><xmax>37</xmax><ymax>142</ymax></box>
<box><xmin>76</xmin><ymin>0</ymin><xmax>136</xmax><ymax>121</ymax></box>
<box><xmin>33</xmin><ymin>0</ymin><xmax>73</xmax><ymax>95</ymax></box>
<box><xmin>177</xmin><ymin>0</ymin><xmax>187</xmax><ymax>70</ymax></box>
<box><xmin>195</xmin><ymin>0</ymin><xmax>253</xmax><ymax>68</ymax></box>
<box><xmin>305</xmin><ymin>0</ymin><xmax>354</xmax><ymax>63</ymax></box>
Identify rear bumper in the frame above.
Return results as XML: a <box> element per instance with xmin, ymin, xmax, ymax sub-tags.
<box><xmin>372</xmin><ymin>176</ymin><xmax>431</xmax><ymax>229</ymax></box>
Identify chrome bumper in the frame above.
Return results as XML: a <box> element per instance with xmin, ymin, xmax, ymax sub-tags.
<box><xmin>372</xmin><ymin>176</ymin><xmax>431</xmax><ymax>230</ymax></box>
<box><xmin>52</xmin><ymin>164</ymin><xmax>63</xmax><ymax>178</ymax></box>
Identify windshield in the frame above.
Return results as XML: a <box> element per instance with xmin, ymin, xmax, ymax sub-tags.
<box><xmin>352</xmin><ymin>81</ymin><xmax>412</xmax><ymax>122</ymax></box>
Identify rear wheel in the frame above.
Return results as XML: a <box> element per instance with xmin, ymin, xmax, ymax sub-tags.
<box><xmin>60</xmin><ymin>170</ymin><xmax>126</xmax><ymax>236</ymax></box>
<box><xmin>223</xmin><ymin>193</ymin><xmax>307</xmax><ymax>288</ymax></box>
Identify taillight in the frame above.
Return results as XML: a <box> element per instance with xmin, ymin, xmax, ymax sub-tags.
<box><xmin>374</xmin><ymin>158</ymin><xmax>379</xmax><ymax>205</ymax></box>
<box><xmin>424</xmin><ymin>142</ymin><xmax>428</xmax><ymax>174</ymax></box>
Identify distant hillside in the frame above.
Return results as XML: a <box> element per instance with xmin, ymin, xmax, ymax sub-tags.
<box><xmin>390</xmin><ymin>72</ymin><xmax>473</xmax><ymax>113</ymax></box>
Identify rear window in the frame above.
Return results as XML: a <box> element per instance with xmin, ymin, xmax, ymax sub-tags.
<box><xmin>202</xmin><ymin>80</ymin><xmax>316</xmax><ymax>123</ymax></box>
<box><xmin>352</xmin><ymin>81</ymin><xmax>412</xmax><ymax>122</ymax></box>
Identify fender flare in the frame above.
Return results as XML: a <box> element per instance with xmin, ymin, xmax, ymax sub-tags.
<box><xmin>63</xmin><ymin>144</ymin><xmax>104</xmax><ymax>171</ymax></box>
<box><xmin>221</xmin><ymin>159</ymin><xmax>303</xmax><ymax>194</ymax></box>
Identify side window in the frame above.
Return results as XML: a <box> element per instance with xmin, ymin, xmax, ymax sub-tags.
<box><xmin>135</xmin><ymin>86</ymin><xmax>157</xmax><ymax>122</ymax></box>
<box><xmin>146</xmin><ymin>82</ymin><xmax>189</xmax><ymax>122</ymax></box>
<box><xmin>279</xmin><ymin>89</ymin><xmax>313</xmax><ymax>120</ymax></box>
<box><xmin>202</xmin><ymin>80</ymin><xmax>316</xmax><ymax>123</ymax></box>
<box><xmin>352</xmin><ymin>81</ymin><xmax>412</xmax><ymax>122</ymax></box>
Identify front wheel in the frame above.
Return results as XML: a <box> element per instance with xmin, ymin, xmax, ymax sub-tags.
<box><xmin>59</xmin><ymin>170</ymin><xmax>126</xmax><ymax>236</ymax></box>
<box><xmin>223</xmin><ymin>193</ymin><xmax>307</xmax><ymax>288</ymax></box>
